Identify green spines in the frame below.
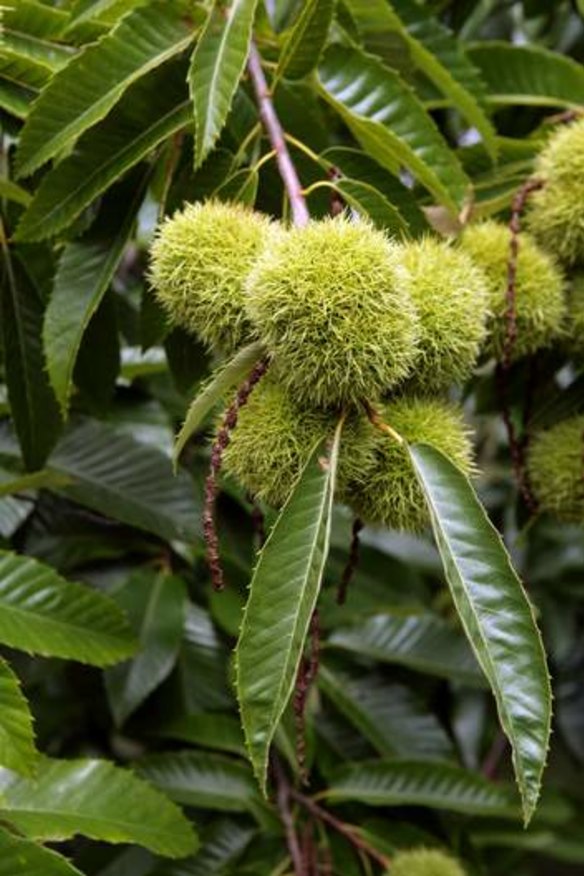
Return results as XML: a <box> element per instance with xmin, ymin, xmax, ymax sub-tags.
<box><xmin>528</xmin><ymin>416</ymin><xmax>584</xmax><ymax>522</ymax></box>
<box><xmin>221</xmin><ymin>375</ymin><xmax>375</xmax><ymax>508</ymax></box>
<box><xmin>459</xmin><ymin>219</ymin><xmax>565</xmax><ymax>361</ymax></box>
<box><xmin>149</xmin><ymin>200</ymin><xmax>273</xmax><ymax>355</ymax></box>
<box><xmin>527</xmin><ymin>118</ymin><xmax>584</xmax><ymax>267</ymax></box>
<box><xmin>396</xmin><ymin>237</ymin><xmax>489</xmax><ymax>391</ymax></box>
<box><xmin>348</xmin><ymin>397</ymin><xmax>474</xmax><ymax>532</ymax></box>
<box><xmin>565</xmin><ymin>273</ymin><xmax>584</xmax><ymax>356</ymax></box>
<box><xmin>245</xmin><ymin>216</ymin><xmax>420</xmax><ymax>407</ymax></box>
<box><xmin>389</xmin><ymin>848</ymin><xmax>467</xmax><ymax>876</ymax></box>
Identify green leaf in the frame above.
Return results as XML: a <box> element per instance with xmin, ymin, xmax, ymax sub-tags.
<box><xmin>237</xmin><ymin>420</ymin><xmax>341</xmax><ymax>792</ymax></box>
<box><xmin>0</xmin><ymin>245</ymin><xmax>62</xmax><ymax>471</ymax></box>
<box><xmin>16</xmin><ymin>2</ymin><xmax>194</xmax><ymax>177</ymax></box>
<box><xmin>0</xmin><ymin>80</ymin><xmax>36</xmax><ymax>119</ymax></box>
<box><xmin>320</xmin><ymin>146</ymin><xmax>429</xmax><ymax>234</ymax></box>
<box><xmin>0</xmin><ymin>825</ymin><xmax>85</xmax><ymax>876</ymax></box>
<box><xmin>277</xmin><ymin>0</ymin><xmax>335</xmax><ymax>81</ymax></box>
<box><xmin>158</xmin><ymin>818</ymin><xmax>255</xmax><ymax>876</ymax></box>
<box><xmin>328</xmin><ymin>612</ymin><xmax>485</xmax><ymax>686</ymax></box>
<box><xmin>345</xmin><ymin>0</ymin><xmax>497</xmax><ymax>158</ymax></box>
<box><xmin>42</xmin><ymin>177</ymin><xmax>146</xmax><ymax>416</ymax></box>
<box><xmin>173</xmin><ymin>341</ymin><xmax>265</xmax><ymax>468</ymax></box>
<box><xmin>324</xmin><ymin>177</ymin><xmax>410</xmax><ymax>235</ymax></box>
<box><xmin>0</xmin><ymin>467</ymin><xmax>70</xmax><ymax>497</ymax></box>
<box><xmin>2</xmin><ymin>0</ymin><xmax>70</xmax><ymax>39</ymax></box>
<box><xmin>1</xmin><ymin>30</ymin><xmax>73</xmax><ymax>74</ymax></box>
<box><xmin>14</xmin><ymin>64</ymin><xmax>190</xmax><ymax>243</ymax></box>
<box><xmin>0</xmin><ymin>756</ymin><xmax>198</xmax><ymax>858</ymax></box>
<box><xmin>468</xmin><ymin>42</ymin><xmax>584</xmax><ymax>108</ymax></box>
<box><xmin>318</xmin><ymin>44</ymin><xmax>469</xmax><ymax>213</ymax></box>
<box><xmin>49</xmin><ymin>419</ymin><xmax>200</xmax><ymax>542</ymax></box>
<box><xmin>319</xmin><ymin>664</ymin><xmax>454</xmax><ymax>761</ymax></box>
<box><xmin>409</xmin><ymin>443</ymin><xmax>551</xmax><ymax>825</ymax></box>
<box><xmin>105</xmin><ymin>570</ymin><xmax>187</xmax><ymax>726</ymax></box>
<box><xmin>325</xmin><ymin>759</ymin><xmax>517</xmax><ymax>817</ymax></box>
<box><xmin>0</xmin><ymin>178</ymin><xmax>32</xmax><ymax>207</ymax></box>
<box><xmin>139</xmin><ymin>751</ymin><xmax>262</xmax><ymax>814</ymax></box>
<box><xmin>155</xmin><ymin>713</ymin><xmax>246</xmax><ymax>757</ymax></box>
<box><xmin>0</xmin><ymin>657</ymin><xmax>37</xmax><ymax>776</ymax></box>
<box><xmin>189</xmin><ymin>0</ymin><xmax>259</xmax><ymax>168</ymax></box>
<box><xmin>213</xmin><ymin>166</ymin><xmax>259</xmax><ymax>205</ymax></box>
<box><xmin>0</xmin><ymin>550</ymin><xmax>136</xmax><ymax>666</ymax></box>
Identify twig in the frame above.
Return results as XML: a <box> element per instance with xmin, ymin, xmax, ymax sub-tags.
<box><xmin>247</xmin><ymin>43</ymin><xmax>310</xmax><ymax>228</ymax></box>
<box><xmin>289</xmin><ymin>789</ymin><xmax>390</xmax><ymax>870</ymax></box>
<box><xmin>337</xmin><ymin>517</ymin><xmax>363</xmax><ymax>605</ymax></box>
<box><xmin>203</xmin><ymin>358</ymin><xmax>269</xmax><ymax>590</ymax></box>
<box><xmin>294</xmin><ymin>610</ymin><xmax>321</xmax><ymax>784</ymax></box>
<box><xmin>273</xmin><ymin>758</ymin><xmax>307</xmax><ymax>876</ymax></box>
<box><xmin>362</xmin><ymin>399</ymin><xmax>404</xmax><ymax>444</ymax></box>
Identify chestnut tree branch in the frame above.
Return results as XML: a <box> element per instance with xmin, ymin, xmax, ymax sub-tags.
<box><xmin>247</xmin><ymin>43</ymin><xmax>310</xmax><ymax>228</ymax></box>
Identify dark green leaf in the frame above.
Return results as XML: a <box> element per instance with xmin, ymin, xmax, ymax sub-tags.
<box><xmin>409</xmin><ymin>443</ymin><xmax>552</xmax><ymax>824</ymax></box>
<box><xmin>105</xmin><ymin>570</ymin><xmax>187</xmax><ymax>726</ymax></box>
<box><xmin>157</xmin><ymin>818</ymin><xmax>255</xmax><ymax>876</ymax></box>
<box><xmin>16</xmin><ymin>2</ymin><xmax>194</xmax><ymax>177</ymax></box>
<box><xmin>318</xmin><ymin>44</ymin><xmax>470</xmax><ymax>212</ymax></box>
<box><xmin>277</xmin><ymin>0</ymin><xmax>335</xmax><ymax>81</ymax></box>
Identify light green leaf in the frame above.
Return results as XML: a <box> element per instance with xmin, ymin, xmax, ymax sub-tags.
<box><xmin>318</xmin><ymin>44</ymin><xmax>469</xmax><ymax>213</ymax></box>
<box><xmin>328</xmin><ymin>612</ymin><xmax>485</xmax><ymax>686</ymax></box>
<box><xmin>0</xmin><ymin>467</ymin><xmax>69</xmax><ymax>497</ymax></box>
<box><xmin>237</xmin><ymin>420</ymin><xmax>342</xmax><ymax>792</ymax></box>
<box><xmin>16</xmin><ymin>1</ymin><xmax>194</xmax><ymax>177</ymax></box>
<box><xmin>49</xmin><ymin>419</ymin><xmax>200</xmax><ymax>542</ymax></box>
<box><xmin>139</xmin><ymin>751</ymin><xmax>261</xmax><ymax>814</ymax></box>
<box><xmin>42</xmin><ymin>178</ymin><xmax>146</xmax><ymax>416</ymax></box>
<box><xmin>15</xmin><ymin>65</ymin><xmax>190</xmax><ymax>243</ymax></box>
<box><xmin>0</xmin><ymin>178</ymin><xmax>32</xmax><ymax>207</ymax></box>
<box><xmin>1</xmin><ymin>30</ymin><xmax>73</xmax><ymax>74</ymax></box>
<box><xmin>0</xmin><ymin>247</ymin><xmax>62</xmax><ymax>471</ymax></box>
<box><xmin>0</xmin><ymin>657</ymin><xmax>37</xmax><ymax>776</ymax></box>
<box><xmin>346</xmin><ymin>0</ymin><xmax>497</xmax><ymax>158</ymax></box>
<box><xmin>2</xmin><ymin>0</ymin><xmax>70</xmax><ymax>39</ymax></box>
<box><xmin>105</xmin><ymin>570</ymin><xmax>187</xmax><ymax>726</ymax></box>
<box><xmin>158</xmin><ymin>818</ymin><xmax>255</xmax><ymax>876</ymax></box>
<box><xmin>0</xmin><ymin>825</ymin><xmax>85</xmax><ymax>876</ymax></box>
<box><xmin>277</xmin><ymin>0</ymin><xmax>335</xmax><ymax>81</ymax></box>
<box><xmin>319</xmin><ymin>664</ymin><xmax>454</xmax><ymax>761</ymax></box>
<box><xmin>0</xmin><ymin>550</ymin><xmax>136</xmax><ymax>666</ymax></box>
<box><xmin>468</xmin><ymin>42</ymin><xmax>584</xmax><ymax>108</ymax></box>
<box><xmin>189</xmin><ymin>0</ymin><xmax>259</xmax><ymax>168</ymax></box>
<box><xmin>409</xmin><ymin>443</ymin><xmax>551</xmax><ymax>825</ymax></box>
<box><xmin>0</xmin><ymin>756</ymin><xmax>198</xmax><ymax>858</ymax></box>
<box><xmin>173</xmin><ymin>341</ymin><xmax>265</xmax><ymax>468</ymax></box>
<box><xmin>325</xmin><ymin>759</ymin><xmax>517</xmax><ymax>817</ymax></box>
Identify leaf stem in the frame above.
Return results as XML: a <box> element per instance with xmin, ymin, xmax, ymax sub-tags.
<box><xmin>362</xmin><ymin>399</ymin><xmax>404</xmax><ymax>444</ymax></box>
<box><xmin>247</xmin><ymin>43</ymin><xmax>310</xmax><ymax>227</ymax></box>
<box><xmin>289</xmin><ymin>788</ymin><xmax>390</xmax><ymax>870</ymax></box>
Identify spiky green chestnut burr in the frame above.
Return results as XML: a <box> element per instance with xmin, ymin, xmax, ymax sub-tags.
<box><xmin>245</xmin><ymin>217</ymin><xmax>420</xmax><ymax>407</ymax></box>
<box><xmin>348</xmin><ymin>397</ymin><xmax>474</xmax><ymax>532</ymax></box>
<box><xmin>395</xmin><ymin>237</ymin><xmax>489</xmax><ymax>390</ymax></box>
<box><xmin>526</xmin><ymin>118</ymin><xmax>584</xmax><ymax>266</ymax></box>
<box><xmin>389</xmin><ymin>848</ymin><xmax>467</xmax><ymax>876</ymax></box>
<box><xmin>565</xmin><ymin>273</ymin><xmax>584</xmax><ymax>356</ymax></box>
<box><xmin>221</xmin><ymin>375</ymin><xmax>375</xmax><ymax>507</ymax></box>
<box><xmin>459</xmin><ymin>220</ymin><xmax>565</xmax><ymax>361</ymax></box>
<box><xmin>527</xmin><ymin>416</ymin><xmax>584</xmax><ymax>522</ymax></box>
<box><xmin>149</xmin><ymin>200</ymin><xmax>273</xmax><ymax>354</ymax></box>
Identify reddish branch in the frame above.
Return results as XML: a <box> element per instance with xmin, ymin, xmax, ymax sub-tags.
<box><xmin>294</xmin><ymin>610</ymin><xmax>321</xmax><ymax>784</ymax></box>
<box><xmin>274</xmin><ymin>758</ymin><xmax>307</xmax><ymax>876</ymax></box>
<box><xmin>203</xmin><ymin>358</ymin><xmax>269</xmax><ymax>590</ymax></box>
<box><xmin>497</xmin><ymin>178</ymin><xmax>545</xmax><ymax>513</ymax></box>
<box><xmin>289</xmin><ymin>788</ymin><xmax>391</xmax><ymax>870</ymax></box>
<box><xmin>337</xmin><ymin>517</ymin><xmax>364</xmax><ymax>605</ymax></box>
<box><xmin>247</xmin><ymin>43</ymin><xmax>310</xmax><ymax>228</ymax></box>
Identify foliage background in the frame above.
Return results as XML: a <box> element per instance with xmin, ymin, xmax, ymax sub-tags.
<box><xmin>2</xmin><ymin>0</ymin><xmax>584</xmax><ymax>874</ymax></box>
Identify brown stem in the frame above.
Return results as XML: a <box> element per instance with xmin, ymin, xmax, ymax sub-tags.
<box><xmin>294</xmin><ymin>610</ymin><xmax>321</xmax><ymax>785</ymax></box>
<box><xmin>273</xmin><ymin>758</ymin><xmax>307</xmax><ymax>876</ymax></box>
<box><xmin>203</xmin><ymin>358</ymin><xmax>269</xmax><ymax>589</ymax></box>
<box><xmin>362</xmin><ymin>399</ymin><xmax>403</xmax><ymax>444</ymax></box>
<box><xmin>337</xmin><ymin>517</ymin><xmax>363</xmax><ymax>605</ymax></box>
<box><xmin>247</xmin><ymin>43</ymin><xmax>310</xmax><ymax>228</ymax></box>
<box><xmin>290</xmin><ymin>789</ymin><xmax>390</xmax><ymax>870</ymax></box>
<box><xmin>482</xmin><ymin>729</ymin><xmax>508</xmax><ymax>780</ymax></box>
